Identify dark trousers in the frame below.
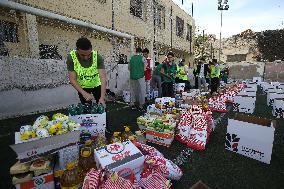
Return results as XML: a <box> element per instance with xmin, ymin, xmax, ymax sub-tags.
<box><xmin>162</xmin><ymin>82</ymin><xmax>174</xmax><ymax>97</ymax></box>
<box><xmin>211</xmin><ymin>77</ymin><xmax>219</xmax><ymax>94</ymax></box>
<box><xmin>194</xmin><ymin>76</ymin><xmax>198</xmax><ymax>89</ymax></box>
<box><xmin>78</xmin><ymin>86</ymin><xmax>112</xmax><ymax>133</ymax></box>
<box><xmin>78</xmin><ymin>85</ymin><xmax>101</xmax><ymax>104</ymax></box>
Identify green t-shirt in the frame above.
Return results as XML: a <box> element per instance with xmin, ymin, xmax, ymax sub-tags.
<box><xmin>66</xmin><ymin>51</ymin><xmax>105</xmax><ymax>71</ymax></box>
<box><xmin>129</xmin><ymin>54</ymin><xmax>145</xmax><ymax>80</ymax></box>
<box><xmin>153</xmin><ymin>63</ymin><xmax>163</xmax><ymax>76</ymax></box>
<box><xmin>162</xmin><ymin>62</ymin><xmax>177</xmax><ymax>82</ymax></box>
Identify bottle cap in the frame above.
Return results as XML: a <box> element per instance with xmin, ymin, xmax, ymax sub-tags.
<box><xmin>66</xmin><ymin>162</ymin><xmax>76</xmax><ymax>170</ymax></box>
<box><xmin>85</xmin><ymin>140</ymin><xmax>93</xmax><ymax>146</ymax></box>
<box><xmin>113</xmin><ymin>132</ymin><xmax>120</xmax><ymax>137</ymax></box>
<box><xmin>128</xmin><ymin>136</ymin><xmax>135</xmax><ymax>140</ymax></box>
<box><xmin>124</xmin><ymin>126</ymin><xmax>130</xmax><ymax>132</ymax></box>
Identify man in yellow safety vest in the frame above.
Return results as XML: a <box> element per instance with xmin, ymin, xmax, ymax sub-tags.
<box><xmin>210</xmin><ymin>58</ymin><xmax>220</xmax><ymax>95</ymax></box>
<box><xmin>66</xmin><ymin>37</ymin><xmax>106</xmax><ymax>106</ymax></box>
<box><xmin>175</xmin><ymin>59</ymin><xmax>190</xmax><ymax>90</ymax></box>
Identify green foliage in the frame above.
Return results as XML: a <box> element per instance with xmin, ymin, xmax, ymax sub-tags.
<box><xmin>193</xmin><ymin>33</ymin><xmax>212</xmax><ymax>60</ymax></box>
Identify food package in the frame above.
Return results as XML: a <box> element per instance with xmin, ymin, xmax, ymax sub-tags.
<box><xmin>12</xmin><ymin>172</ymin><xmax>33</xmax><ymax>185</ymax></box>
<box><xmin>30</xmin><ymin>159</ymin><xmax>51</xmax><ymax>172</ymax></box>
<box><xmin>19</xmin><ymin>125</ymin><xmax>36</xmax><ymax>140</ymax></box>
<box><xmin>187</xmin><ymin>116</ymin><xmax>208</xmax><ymax>150</ymax></box>
<box><xmin>52</xmin><ymin>113</ymin><xmax>69</xmax><ymax>122</ymax></box>
<box><xmin>32</xmin><ymin>115</ymin><xmax>49</xmax><ymax>130</ymax></box>
<box><xmin>10</xmin><ymin>161</ymin><xmax>31</xmax><ymax>175</ymax></box>
<box><xmin>144</xmin><ymin>155</ymin><xmax>183</xmax><ymax>180</ymax></box>
<box><xmin>35</xmin><ymin>128</ymin><xmax>49</xmax><ymax>138</ymax></box>
<box><xmin>133</xmin><ymin>141</ymin><xmax>164</xmax><ymax>157</ymax></box>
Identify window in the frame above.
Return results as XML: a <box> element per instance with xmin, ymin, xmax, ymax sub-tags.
<box><xmin>186</xmin><ymin>24</ymin><xmax>192</xmax><ymax>41</ymax></box>
<box><xmin>0</xmin><ymin>20</ymin><xmax>19</xmax><ymax>43</ymax></box>
<box><xmin>176</xmin><ymin>16</ymin><xmax>184</xmax><ymax>37</ymax></box>
<box><xmin>130</xmin><ymin>0</ymin><xmax>143</xmax><ymax>19</ymax></box>
<box><xmin>154</xmin><ymin>3</ymin><xmax>165</xmax><ymax>29</ymax></box>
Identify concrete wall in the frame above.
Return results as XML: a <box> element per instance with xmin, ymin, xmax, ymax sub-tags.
<box><xmin>227</xmin><ymin>62</ymin><xmax>265</xmax><ymax>80</ymax></box>
<box><xmin>264</xmin><ymin>61</ymin><xmax>284</xmax><ymax>82</ymax></box>
<box><xmin>0</xmin><ymin>56</ymin><xmax>130</xmax><ymax>119</ymax></box>
<box><xmin>227</xmin><ymin>61</ymin><xmax>284</xmax><ymax>82</ymax></box>
<box><xmin>0</xmin><ymin>86</ymin><xmax>79</xmax><ymax>120</ymax></box>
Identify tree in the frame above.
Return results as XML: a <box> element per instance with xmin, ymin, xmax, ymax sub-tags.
<box><xmin>193</xmin><ymin>29</ymin><xmax>213</xmax><ymax>61</ymax></box>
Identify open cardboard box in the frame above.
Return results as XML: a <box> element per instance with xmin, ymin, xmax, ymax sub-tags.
<box><xmin>226</xmin><ymin>113</ymin><xmax>276</xmax><ymax>164</ymax></box>
<box><xmin>11</xmin><ymin>131</ymin><xmax>80</xmax><ymax>162</ymax></box>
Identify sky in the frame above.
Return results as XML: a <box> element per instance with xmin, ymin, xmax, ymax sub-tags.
<box><xmin>173</xmin><ymin>0</ymin><xmax>284</xmax><ymax>38</ymax></box>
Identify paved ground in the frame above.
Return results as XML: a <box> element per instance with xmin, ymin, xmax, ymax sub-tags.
<box><xmin>0</xmin><ymin>90</ymin><xmax>283</xmax><ymax>189</ymax></box>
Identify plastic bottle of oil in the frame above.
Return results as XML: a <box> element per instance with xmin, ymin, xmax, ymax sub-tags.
<box><xmin>135</xmin><ymin>130</ymin><xmax>146</xmax><ymax>144</ymax></box>
<box><xmin>121</xmin><ymin>126</ymin><xmax>134</xmax><ymax>141</ymax></box>
<box><xmin>110</xmin><ymin>132</ymin><xmax>121</xmax><ymax>143</ymax></box>
<box><xmin>78</xmin><ymin>140</ymin><xmax>96</xmax><ymax>179</ymax></box>
<box><xmin>60</xmin><ymin>162</ymin><xmax>81</xmax><ymax>189</ymax></box>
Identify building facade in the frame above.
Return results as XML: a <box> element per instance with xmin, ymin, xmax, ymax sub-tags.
<box><xmin>0</xmin><ymin>0</ymin><xmax>195</xmax><ymax>63</ymax></box>
<box><xmin>0</xmin><ymin>0</ymin><xmax>195</xmax><ymax>118</ymax></box>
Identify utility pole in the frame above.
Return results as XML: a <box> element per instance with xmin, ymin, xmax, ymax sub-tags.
<box><xmin>217</xmin><ymin>0</ymin><xmax>229</xmax><ymax>63</ymax></box>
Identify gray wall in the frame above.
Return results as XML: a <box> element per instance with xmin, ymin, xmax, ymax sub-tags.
<box><xmin>0</xmin><ymin>56</ymin><xmax>129</xmax><ymax>119</ymax></box>
<box><xmin>227</xmin><ymin>61</ymin><xmax>284</xmax><ymax>82</ymax></box>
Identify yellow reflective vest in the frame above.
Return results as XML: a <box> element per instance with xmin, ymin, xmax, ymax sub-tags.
<box><xmin>70</xmin><ymin>50</ymin><xmax>101</xmax><ymax>88</ymax></box>
<box><xmin>176</xmin><ymin>64</ymin><xmax>188</xmax><ymax>80</ymax></box>
<box><xmin>211</xmin><ymin>65</ymin><xmax>220</xmax><ymax>78</ymax></box>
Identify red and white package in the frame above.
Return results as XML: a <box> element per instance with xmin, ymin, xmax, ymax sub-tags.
<box><xmin>186</xmin><ymin>115</ymin><xmax>208</xmax><ymax>150</ymax></box>
<box><xmin>187</xmin><ymin>129</ymin><xmax>207</xmax><ymax>150</ymax></box>
<box><xmin>144</xmin><ymin>155</ymin><xmax>183</xmax><ymax>180</ymax></box>
<box><xmin>138</xmin><ymin>169</ymin><xmax>171</xmax><ymax>189</ymax></box>
<box><xmin>83</xmin><ymin>168</ymin><xmax>102</xmax><ymax>189</ymax></box>
<box><xmin>176</xmin><ymin>112</ymin><xmax>192</xmax><ymax>144</ymax></box>
<box><xmin>133</xmin><ymin>141</ymin><xmax>164</xmax><ymax>157</ymax></box>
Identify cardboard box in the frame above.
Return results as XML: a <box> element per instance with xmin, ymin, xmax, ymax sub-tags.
<box><xmin>267</xmin><ymin>91</ymin><xmax>284</xmax><ymax>106</ymax></box>
<box><xmin>122</xmin><ymin>90</ymin><xmax>131</xmax><ymax>103</ymax></box>
<box><xmin>245</xmin><ymin>84</ymin><xmax>257</xmax><ymax>92</ymax></box>
<box><xmin>145</xmin><ymin>129</ymin><xmax>174</xmax><ymax>147</ymax></box>
<box><xmin>279</xmin><ymin>83</ymin><xmax>284</xmax><ymax>90</ymax></box>
<box><xmin>175</xmin><ymin>83</ymin><xmax>185</xmax><ymax>93</ymax></box>
<box><xmin>94</xmin><ymin>140</ymin><xmax>144</xmax><ymax>177</ymax></box>
<box><xmin>238</xmin><ymin>90</ymin><xmax>256</xmax><ymax>97</ymax></box>
<box><xmin>11</xmin><ymin>131</ymin><xmax>80</xmax><ymax>162</ymax></box>
<box><xmin>190</xmin><ymin>180</ymin><xmax>210</xmax><ymax>189</ymax></box>
<box><xmin>226</xmin><ymin>114</ymin><xmax>276</xmax><ymax>164</ymax></box>
<box><xmin>234</xmin><ymin>95</ymin><xmax>256</xmax><ymax>114</ymax></box>
<box><xmin>273</xmin><ymin>99</ymin><xmax>284</xmax><ymax>118</ymax></box>
<box><xmin>253</xmin><ymin>77</ymin><xmax>262</xmax><ymax>84</ymax></box>
<box><xmin>69</xmin><ymin>113</ymin><xmax>106</xmax><ymax>137</ymax></box>
<box><xmin>15</xmin><ymin>172</ymin><xmax>54</xmax><ymax>189</ymax></box>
